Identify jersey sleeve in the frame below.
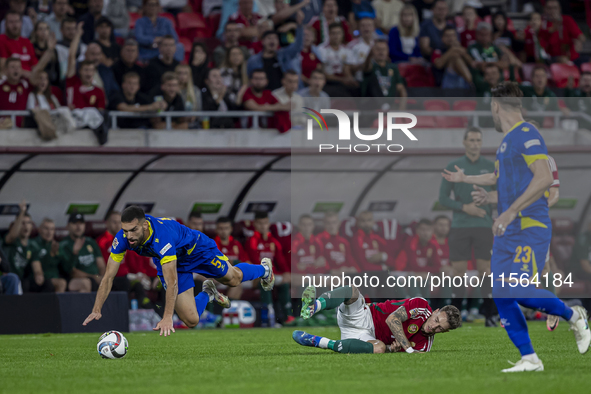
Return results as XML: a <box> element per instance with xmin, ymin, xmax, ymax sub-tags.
<box><xmin>109</xmin><ymin>230</ymin><xmax>128</xmax><ymax>263</ymax></box>
<box><xmin>403</xmin><ymin>297</ymin><xmax>430</xmax><ymax>320</ymax></box>
<box><xmin>548</xmin><ymin>155</ymin><xmax>559</xmax><ymax>187</ymax></box>
<box><xmin>516</xmin><ymin>127</ymin><xmax>549</xmax><ymax>166</ymax></box>
<box><xmin>156</xmin><ymin>232</ymin><xmax>177</xmax><ymax>265</ymax></box>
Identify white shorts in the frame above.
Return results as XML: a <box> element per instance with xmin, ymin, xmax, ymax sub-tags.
<box><xmin>337</xmin><ymin>292</ymin><xmax>376</xmax><ymax>342</ymax></box>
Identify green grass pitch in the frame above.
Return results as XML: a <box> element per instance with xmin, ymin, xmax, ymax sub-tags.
<box><xmin>1</xmin><ymin>322</ymin><xmax>589</xmax><ymax>394</ymax></box>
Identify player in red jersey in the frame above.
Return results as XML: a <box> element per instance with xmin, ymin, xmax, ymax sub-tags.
<box><xmin>350</xmin><ymin>211</ymin><xmax>394</xmax><ymax>271</ymax></box>
<box><xmin>65</xmin><ymin>22</ymin><xmax>105</xmax><ymax>110</ymax></box>
<box><xmin>317</xmin><ymin>212</ymin><xmax>360</xmax><ymax>273</ymax></box>
<box><xmin>292</xmin><ymin>214</ymin><xmax>328</xmax><ymax>275</ymax></box>
<box><xmin>293</xmin><ymin>285</ymin><xmax>461</xmax><ymax>354</ymax></box>
<box><xmin>0</xmin><ymin>11</ymin><xmax>38</xmax><ymax>77</ymax></box>
<box><xmin>214</xmin><ymin>216</ymin><xmax>251</xmax><ymax>300</ymax></box>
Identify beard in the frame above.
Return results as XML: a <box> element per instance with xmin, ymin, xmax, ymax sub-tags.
<box><xmin>252</xmin><ymin>86</ymin><xmax>264</xmax><ymax>93</ymax></box>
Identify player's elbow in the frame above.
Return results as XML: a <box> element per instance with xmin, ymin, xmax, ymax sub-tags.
<box><xmin>373</xmin><ymin>342</ymin><xmax>387</xmax><ymax>354</ymax></box>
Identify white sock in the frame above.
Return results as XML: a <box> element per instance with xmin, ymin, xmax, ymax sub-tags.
<box><xmin>318</xmin><ymin>337</ymin><xmax>330</xmax><ymax>349</ymax></box>
<box><xmin>263</xmin><ymin>264</ymin><xmax>270</xmax><ymax>279</ymax></box>
<box><xmin>569</xmin><ymin>309</ymin><xmax>580</xmax><ymax>324</ymax></box>
<box><xmin>314</xmin><ymin>300</ymin><xmax>322</xmax><ymax>313</ymax></box>
<box><xmin>522</xmin><ymin>353</ymin><xmax>540</xmax><ymax>363</ymax></box>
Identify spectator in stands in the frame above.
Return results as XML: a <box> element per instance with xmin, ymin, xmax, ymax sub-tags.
<box><xmin>246</xmin><ymin>22</ymin><xmax>303</xmax><ymax>91</ymax></box>
<box><xmin>439</xmin><ymin>127</ymin><xmax>496</xmax><ymax>326</ymax></box>
<box><xmin>373</xmin><ymin>0</ymin><xmax>404</xmax><ymax>34</ymax></box>
<box><xmin>388</xmin><ymin>4</ymin><xmax>422</xmax><ymax>63</ymax></box>
<box><xmin>150</xmin><ymin>71</ymin><xmax>188</xmax><ymax>129</ymax></box>
<box><xmin>458</xmin><ymin>5</ymin><xmax>477</xmax><ymax>48</ymax></box>
<box><xmin>189</xmin><ymin>42</ymin><xmax>210</xmax><ymax>90</ymax></box>
<box><xmin>309</xmin><ymin>0</ymin><xmax>352</xmax><ymax>46</ymax></box>
<box><xmin>109</xmin><ymin>71</ymin><xmax>166</xmax><ymax>128</ymax></box>
<box><xmin>316</xmin><ymin>212</ymin><xmax>358</xmax><ymax>274</ymax></box>
<box><xmin>0</xmin><ymin>11</ymin><xmax>38</xmax><ymax>77</ymax></box>
<box><xmin>240</xmin><ymin>69</ymin><xmax>290</xmax><ymax>129</ymax></box>
<box><xmin>431</xmin><ymin>26</ymin><xmax>473</xmax><ymax>88</ymax></box>
<box><xmin>135</xmin><ymin>0</ymin><xmax>184</xmax><ymax>61</ymax></box>
<box><xmin>104</xmin><ymin>0</ymin><xmax>130</xmax><ymax>37</ymax></box>
<box><xmin>299</xmin><ymin>26</ymin><xmax>322</xmax><ymax>86</ymax></box>
<box><xmin>292</xmin><ymin>214</ymin><xmax>327</xmax><ymax>275</ymax></box>
<box><xmin>347</xmin><ymin>17</ymin><xmax>379</xmax><ymax>82</ymax></box>
<box><xmin>418</xmin><ymin>0</ymin><xmax>452</xmax><ymax>59</ymax></box>
<box><xmin>70</xmin><ymin>0</ymin><xmax>90</xmax><ymax>18</ymax></box>
<box><xmin>520</xmin><ymin>65</ymin><xmax>568</xmax><ymax>120</ymax></box>
<box><xmin>298</xmin><ymin>69</ymin><xmax>330</xmax><ymax>110</ymax></box>
<box><xmin>0</xmin><ymin>246</ymin><xmax>21</xmax><ymax>295</ymax></box>
<box><xmin>186</xmin><ymin>211</ymin><xmax>204</xmax><ymax>231</ymax></box>
<box><xmin>351</xmin><ymin>211</ymin><xmax>393</xmax><ymax>271</ymax></box>
<box><xmin>475</xmin><ymin>63</ymin><xmax>502</xmax><ymax>114</ymax></box>
<box><xmin>361</xmin><ymin>39</ymin><xmax>407</xmax><ymax>103</ymax></box>
<box><xmin>82</xmin><ymin>42</ymin><xmax>120</xmax><ymax>98</ymax></box>
<box><xmin>27</xmin><ymin>70</ymin><xmax>61</xmax><ymax>110</ymax></box>
<box><xmin>176</xmin><ymin>64</ymin><xmax>202</xmax><ymax>114</ymax></box>
<box><xmin>468</xmin><ymin>22</ymin><xmax>507</xmax><ymax>80</ymax></box>
<box><xmin>30</xmin><ymin>218</ymin><xmax>67</xmax><ymax>293</ymax></box>
<box><xmin>522</xmin><ymin>12</ymin><xmax>549</xmax><ymax>63</ymax></box>
<box><xmin>220</xmin><ymin>46</ymin><xmax>249</xmax><ymax>104</ymax></box>
<box><xmin>270</xmin><ymin>0</ymin><xmax>309</xmax><ymax>48</ymax></box>
<box><xmin>272</xmin><ymin>70</ymin><xmax>304</xmax><ymax>132</ymax></box>
<box><xmin>111</xmin><ymin>39</ymin><xmax>144</xmax><ymax>87</ymax></box>
<box><xmin>318</xmin><ymin>22</ymin><xmax>358</xmax><ymax>97</ymax></box>
<box><xmin>213</xmin><ymin>21</ymin><xmax>250</xmax><ymax>68</ymax></box>
<box><xmin>60</xmin><ymin>213</ymin><xmax>105</xmax><ymax>293</ymax></box>
<box><xmin>201</xmin><ymin>68</ymin><xmax>241</xmax><ymax>128</ymax></box>
<box><xmin>564</xmin><ymin>73</ymin><xmax>591</xmax><ymax>127</ymax></box>
<box><xmin>413</xmin><ymin>0</ymin><xmax>436</xmax><ymax>24</ymax></box>
<box><xmin>542</xmin><ymin>0</ymin><xmax>585</xmax><ymax>65</ymax></box>
<box><xmin>143</xmin><ymin>35</ymin><xmax>180</xmax><ymax>94</ymax></box>
<box><xmin>94</xmin><ymin>16</ymin><xmax>119</xmax><ymax>67</ymax></box>
<box><xmin>65</xmin><ymin>24</ymin><xmax>106</xmax><ymax>109</ymax></box>
<box><xmin>432</xmin><ymin>215</ymin><xmax>451</xmax><ymax>274</ymax></box>
<box><xmin>0</xmin><ymin>0</ymin><xmax>34</xmax><ymax>38</ymax></box>
<box><xmin>299</xmin><ymin>0</ymin><xmax>322</xmax><ymax>25</ymax></box>
<box><xmin>214</xmin><ymin>216</ymin><xmax>248</xmax><ymax>300</ymax></box>
<box><xmin>31</xmin><ymin>21</ymin><xmax>60</xmax><ymax>87</ymax></box>
<box><xmin>491</xmin><ymin>12</ymin><xmax>522</xmax><ymax>70</ymax></box>
<box><xmin>39</xmin><ymin>0</ymin><xmax>69</xmax><ymax>41</ymax></box>
<box><xmin>228</xmin><ymin>0</ymin><xmax>263</xmax><ymax>41</ymax></box>
<box><xmin>56</xmin><ymin>18</ymin><xmax>87</xmax><ymax>80</ymax></box>
<box><xmin>79</xmin><ymin>0</ymin><xmax>106</xmax><ymax>44</ymax></box>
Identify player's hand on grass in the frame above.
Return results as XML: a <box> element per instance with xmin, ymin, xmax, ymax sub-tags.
<box><xmin>154</xmin><ymin>317</ymin><xmax>175</xmax><ymax>337</ymax></box>
<box><xmin>462</xmin><ymin>202</ymin><xmax>486</xmax><ymax>218</ymax></box>
<box><xmin>441</xmin><ymin>165</ymin><xmax>465</xmax><ymax>183</ymax></box>
<box><xmin>492</xmin><ymin>209</ymin><xmax>517</xmax><ymax>237</ymax></box>
<box><xmin>83</xmin><ymin>311</ymin><xmax>102</xmax><ymax>326</ymax></box>
<box><xmin>471</xmin><ymin>185</ymin><xmax>490</xmax><ymax>206</ymax></box>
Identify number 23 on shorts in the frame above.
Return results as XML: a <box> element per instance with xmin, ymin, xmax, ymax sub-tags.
<box><xmin>514</xmin><ymin>245</ymin><xmax>532</xmax><ymax>273</ymax></box>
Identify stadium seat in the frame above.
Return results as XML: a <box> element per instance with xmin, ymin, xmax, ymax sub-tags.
<box><xmin>447</xmin><ymin>100</ymin><xmax>477</xmax><ymax>128</ymax></box>
<box><xmin>177</xmin><ymin>12</ymin><xmax>210</xmax><ymax>41</ymax></box>
<box><xmin>581</xmin><ymin>63</ymin><xmax>591</xmax><ymax>73</ymax></box>
<box><xmin>423</xmin><ymin>99</ymin><xmax>450</xmax><ymax>127</ymax></box>
<box><xmin>190</xmin><ymin>0</ymin><xmax>203</xmax><ymax>13</ymax></box>
<box><xmin>207</xmin><ymin>12</ymin><xmax>222</xmax><ymax>36</ymax></box>
<box><xmin>179</xmin><ymin>37</ymin><xmax>193</xmax><ymax>62</ymax></box>
<box><xmin>550</xmin><ymin>63</ymin><xmax>580</xmax><ymax>88</ymax></box>
<box><xmin>129</xmin><ymin>12</ymin><xmax>141</xmax><ymax>30</ymax></box>
<box><xmin>397</xmin><ymin>63</ymin><xmax>436</xmax><ymax>87</ymax></box>
<box><xmin>423</xmin><ymin>99</ymin><xmax>450</xmax><ymax>111</ymax></box>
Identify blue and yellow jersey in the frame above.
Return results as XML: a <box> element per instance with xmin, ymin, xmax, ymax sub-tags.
<box><xmin>495</xmin><ymin>121</ymin><xmax>551</xmax><ymax>234</ymax></box>
<box><xmin>109</xmin><ymin>215</ymin><xmax>219</xmax><ymax>275</ymax></box>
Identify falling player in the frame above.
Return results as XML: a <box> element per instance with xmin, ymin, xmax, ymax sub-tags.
<box><xmin>292</xmin><ymin>285</ymin><xmax>461</xmax><ymax>354</ymax></box>
<box><xmin>83</xmin><ymin>206</ymin><xmax>275</xmax><ymax>336</ymax></box>
<box><xmin>442</xmin><ymin>82</ymin><xmax>590</xmax><ymax>372</ymax></box>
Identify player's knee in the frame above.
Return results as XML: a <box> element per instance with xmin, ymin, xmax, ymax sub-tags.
<box><xmin>373</xmin><ymin>342</ymin><xmax>387</xmax><ymax>354</ymax></box>
<box><xmin>226</xmin><ymin>267</ymin><xmax>243</xmax><ymax>287</ymax></box>
<box><xmin>184</xmin><ymin>316</ymin><xmax>199</xmax><ymax>328</ymax></box>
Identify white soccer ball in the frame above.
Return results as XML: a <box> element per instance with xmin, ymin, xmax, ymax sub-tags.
<box><xmin>97</xmin><ymin>330</ymin><xmax>128</xmax><ymax>359</ymax></box>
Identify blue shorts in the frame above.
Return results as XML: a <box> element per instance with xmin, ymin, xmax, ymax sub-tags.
<box><xmin>158</xmin><ymin>249</ymin><xmax>230</xmax><ymax>294</ymax></box>
<box><xmin>491</xmin><ymin>227</ymin><xmax>551</xmax><ymax>297</ymax></box>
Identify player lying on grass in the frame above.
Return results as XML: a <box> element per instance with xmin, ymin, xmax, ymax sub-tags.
<box><xmin>292</xmin><ymin>285</ymin><xmax>461</xmax><ymax>354</ymax></box>
<box><xmin>83</xmin><ymin>205</ymin><xmax>275</xmax><ymax>336</ymax></box>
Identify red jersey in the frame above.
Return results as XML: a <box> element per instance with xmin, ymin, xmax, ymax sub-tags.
<box><xmin>291</xmin><ymin>233</ymin><xmax>327</xmax><ymax>275</ymax></box>
<box><xmin>96</xmin><ymin>230</ymin><xmax>128</xmax><ymax>277</ymax></box>
<box><xmin>228</xmin><ymin>12</ymin><xmax>263</xmax><ymax>28</ymax></box>
<box><xmin>395</xmin><ymin>235</ymin><xmax>441</xmax><ymax>272</ymax></box>
<box><xmin>541</xmin><ymin>15</ymin><xmax>582</xmax><ymax>61</ymax></box>
<box><xmin>66</xmin><ymin>75</ymin><xmax>106</xmax><ymax>109</ymax></box>
<box><xmin>523</xmin><ymin>27</ymin><xmax>549</xmax><ymax>61</ymax></box>
<box><xmin>432</xmin><ymin>237</ymin><xmax>449</xmax><ymax>269</ymax></box>
<box><xmin>0</xmin><ymin>34</ymin><xmax>38</xmax><ymax>71</ymax></box>
<box><xmin>96</xmin><ymin>230</ymin><xmax>156</xmax><ymax>277</ymax></box>
<box><xmin>459</xmin><ymin>28</ymin><xmax>476</xmax><ymax>48</ymax></box>
<box><xmin>350</xmin><ymin>228</ymin><xmax>393</xmax><ymax>271</ymax></box>
<box><xmin>215</xmin><ymin>235</ymin><xmax>250</xmax><ymax>264</ymax></box>
<box><xmin>316</xmin><ymin>231</ymin><xmax>359</xmax><ymax>272</ymax></box>
<box><xmin>548</xmin><ymin>155</ymin><xmax>559</xmax><ymax>188</ymax></box>
<box><xmin>308</xmin><ymin>15</ymin><xmax>352</xmax><ymax>46</ymax></box>
<box><xmin>0</xmin><ymin>78</ymin><xmax>31</xmax><ymax>127</ymax></box>
<box><xmin>244</xmin><ymin>231</ymin><xmax>289</xmax><ymax>274</ymax></box>
<box><xmin>242</xmin><ymin>87</ymin><xmax>277</xmax><ymax>128</ymax></box>
<box><xmin>369</xmin><ymin>297</ymin><xmax>434</xmax><ymax>351</ymax></box>
<box><xmin>300</xmin><ymin>48</ymin><xmax>322</xmax><ymax>79</ymax></box>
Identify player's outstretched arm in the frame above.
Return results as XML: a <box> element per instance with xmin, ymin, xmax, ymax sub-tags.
<box><xmin>82</xmin><ymin>256</ymin><xmax>121</xmax><ymax>325</ymax></box>
<box><xmin>442</xmin><ymin>165</ymin><xmax>497</xmax><ymax>186</ymax></box>
<box><xmin>385</xmin><ymin>307</ymin><xmax>417</xmax><ymax>353</ymax></box>
<box><xmin>154</xmin><ymin>259</ymin><xmax>178</xmax><ymax>337</ymax></box>
<box><xmin>472</xmin><ymin>185</ymin><xmax>498</xmax><ymax>205</ymax></box>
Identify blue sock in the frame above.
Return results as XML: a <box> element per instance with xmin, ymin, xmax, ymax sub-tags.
<box><xmin>236</xmin><ymin>263</ymin><xmax>266</xmax><ymax>282</ymax></box>
<box><xmin>313</xmin><ymin>335</ymin><xmax>321</xmax><ymax>347</ymax></box>
<box><xmin>510</xmin><ymin>286</ymin><xmax>573</xmax><ymax>321</ymax></box>
<box><xmin>195</xmin><ymin>291</ymin><xmax>209</xmax><ymax>317</ymax></box>
<box><xmin>495</xmin><ymin>297</ymin><xmax>535</xmax><ymax>356</ymax></box>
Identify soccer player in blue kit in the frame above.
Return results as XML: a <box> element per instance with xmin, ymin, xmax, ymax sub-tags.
<box><xmin>442</xmin><ymin>82</ymin><xmax>590</xmax><ymax>372</ymax></box>
<box><xmin>83</xmin><ymin>206</ymin><xmax>275</xmax><ymax>335</ymax></box>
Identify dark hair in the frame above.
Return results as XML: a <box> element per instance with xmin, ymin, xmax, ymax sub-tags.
<box><xmin>95</xmin><ymin>16</ymin><xmax>113</xmax><ymax>29</ymax></box>
<box><xmin>328</xmin><ymin>22</ymin><xmax>343</xmax><ymax>32</ymax></box>
<box><xmin>441</xmin><ymin>305</ymin><xmax>462</xmax><ymax>330</ymax></box>
<box><xmin>106</xmin><ymin>210</ymin><xmax>121</xmax><ymax>220</ymax></box>
<box><xmin>442</xmin><ymin>26</ymin><xmax>456</xmax><ymax>35</ymax></box>
<box><xmin>484</xmin><ymin>63</ymin><xmax>498</xmax><ymax>71</ymax></box>
<box><xmin>417</xmin><ymin>218</ymin><xmax>433</xmax><ymax>227</ymax></box>
<box><xmin>121</xmin><ymin>205</ymin><xmax>145</xmax><ymax>223</ymax></box>
<box><xmin>251</xmin><ymin>68</ymin><xmax>266</xmax><ymax>78</ymax></box>
<box><xmin>78</xmin><ymin>60</ymin><xmax>95</xmax><ymax>70</ymax></box>
<box><xmin>5</xmin><ymin>57</ymin><xmax>22</xmax><ymax>68</ymax></box>
<box><xmin>216</xmin><ymin>216</ymin><xmax>232</xmax><ymax>224</ymax></box>
<box><xmin>189</xmin><ymin>41</ymin><xmax>208</xmax><ymax>66</ymax></box>
<box><xmin>532</xmin><ymin>65</ymin><xmax>548</xmax><ymax>77</ymax></box>
<box><xmin>491</xmin><ymin>81</ymin><xmax>523</xmax><ymax>109</ymax></box>
<box><xmin>205</xmin><ymin>67</ymin><xmax>219</xmax><ymax>80</ymax></box>
<box><xmin>262</xmin><ymin>30</ymin><xmax>279</xmax><ymax>40</ymax></box>
<box><xmin>61</xmin><ymin>17</ymin><xmax>76</xmax><ymax>28</ymax></box>
<box><xmin>283</xmin><ymin>70</ymin><xmax>298</xmax><ymax>78</ymax></box>
<box><xmin>161</xmin><ymin>71</ymin><xmax>178</xmax><ymax>84</ymax></box>
<box><xmin>464</xmin><ymin>127</ymin><xmax>482</xmax><ymax>140</ymax></box>
<box><xmin>433</xmin><ymin>215</ymin><xmax>451</xmax><ymax>224</ymax></box>
<box><xmin>160</xmin><ymin>34</ymin><xmax>176</xmax><ymax>44</ymax></box>
<box><xmin>310</xmin><ymin>69</ymin><xmax>325</xmax><ymax>78</ymax></box>
<box><xmin>5</xmin><ymin>10</ymin><xmax>22</xmax><ymax>20</ymax></box>
<box><xmin>254</xmin><ymin>211</ymin><xmax>268</xmax><ymax>220</ymax></box>
<box><xmin>299</xmin><ymin>214</ymin><xmax>313</xmax><ymax>222</ymax></box>
<box><xmin>492</xmin><ymin>11</ymin><xmax>507</xmax><ymax>33</ymax></box>
<box><xmin>582</xmin><ymin>71</ymin><xmax>591</xmax><ymax>78</ymax></box>
<box><xmin>188</xmin><ymin>211</ymin><xmax>202</xmax><ymax>220</ymax></box>
<box><xmin>122</xmin><ymin>71</ymin><xmax>141</xmax><ymax>83</ymax></box>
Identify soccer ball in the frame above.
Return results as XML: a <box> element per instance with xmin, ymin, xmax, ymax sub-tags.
<box><xmin>97</xmin><ymin>330</ymin><xmax>128</xmax><ymax>359</ymax></box>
